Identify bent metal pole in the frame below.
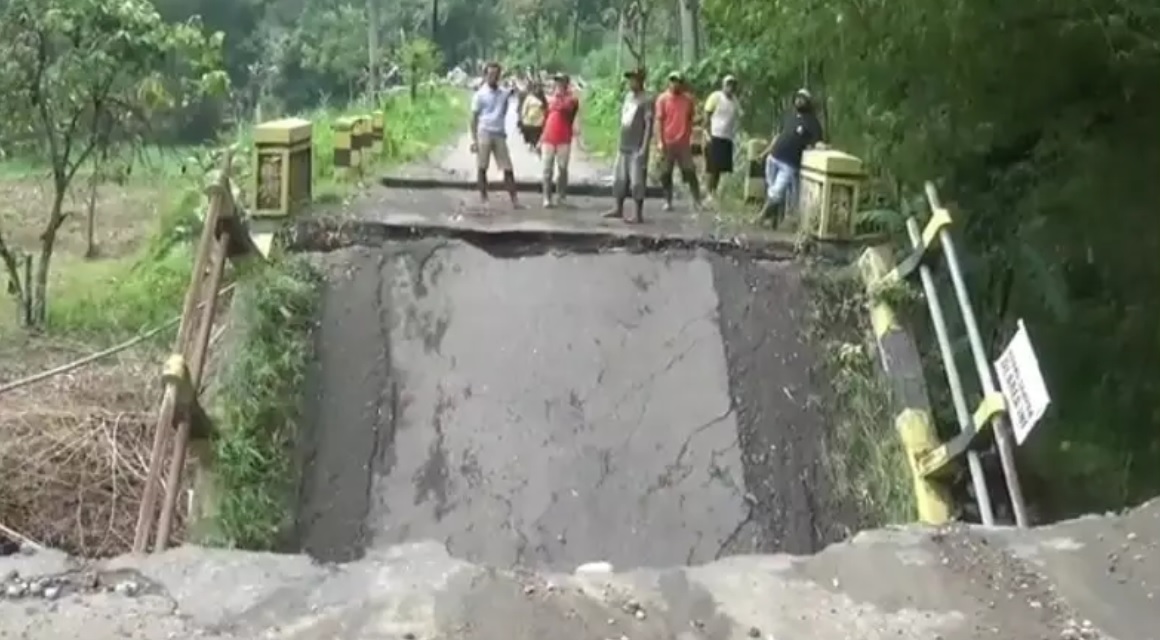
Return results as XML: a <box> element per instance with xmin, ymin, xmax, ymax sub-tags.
<box><xmin>906</xmin><ymin>217</ymin><xmax>995</xmax><ymax>526</ymax></box>
<box><xmin>924</xmin><ymin>182</ymin><xmax>1030</xmax><ymax>528</ymax></box>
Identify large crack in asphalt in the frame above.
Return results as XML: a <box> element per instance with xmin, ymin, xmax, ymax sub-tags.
<box><xmin>295</xmin><ymin>233</ymin><xmax>856</xmax><ymax>570</ymax></box>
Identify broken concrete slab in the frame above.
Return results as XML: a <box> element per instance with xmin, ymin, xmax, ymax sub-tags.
<box><xmin>2</xmin><ymin>499</ymin><xmax>1155</xmax><ymax>640</ymax></box>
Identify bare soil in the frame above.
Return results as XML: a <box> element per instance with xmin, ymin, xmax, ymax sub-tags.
<box><xmin>0</xmin><ymin>170</ymin><xmax>180</xmax><ymax>557</ymax></box>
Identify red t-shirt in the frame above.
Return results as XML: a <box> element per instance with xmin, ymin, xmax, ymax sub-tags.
<box><xmin>541</xmin><ymin>92</ymin><xmax>579</xmax><ymax>145</ymax></box>
<box><xmin>656</xmin><ymin>90</ymin><xmax>695</xmax><ymax>147</ymax></box>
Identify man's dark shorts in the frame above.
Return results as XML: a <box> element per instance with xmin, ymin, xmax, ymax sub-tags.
<box><xmin>706</xmin><ymin>136</ymin><xmax>734</xmax><ymax>174</ymax></box>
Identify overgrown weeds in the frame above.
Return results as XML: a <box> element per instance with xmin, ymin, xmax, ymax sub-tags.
<box><xmin>804</xmin><ymin>262</ymin><xmax>916</xmax><ymax>526</ymax></box>
<box><xmin>0</xmin><ymin>342</ymin><xmax>174</xmax><ymax>556</ymax></box>
<box><xmin>204</xmin><ymin>257</ymin><xmax>322</xmax><ymax>550</ymax></box>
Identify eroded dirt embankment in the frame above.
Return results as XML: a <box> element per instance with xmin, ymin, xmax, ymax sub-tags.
<box><xmin>294</xmin><ymin>236</ymin><xmax>853</xmax><ymax>568</ymax></box>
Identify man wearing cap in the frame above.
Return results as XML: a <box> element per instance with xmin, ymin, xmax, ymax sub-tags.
<box><xmin>469</xmin><ymin>61</ymin><xmax>522</xmax><ymax>209</ymax></box>
<box><xmin>654</xmin><ymin>71</ymin><xmax>703</xmax><ymax>211</ymax></box>
<box><xmin>604</xmin><ymin>68</ymin><xmax>653</xmax><ymax>223</ymax></box>
<box><xmin>702</xmin><ymin>74</ymin><xmax>742</xmax><ymax>203</ymax></box>
<box><xmin>759</xmin><ymin>88</ymin><xmax>824</xmax><ymax>224</ymax></box>
<box><xmin>539</xmin><ymin>73</ymin><xmax>580</xmax><ymax>208</ymax></box>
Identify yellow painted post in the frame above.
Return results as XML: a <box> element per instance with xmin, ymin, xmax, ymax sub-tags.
<box><xmin>858</xmin><ymin>245</ymin><xmax>954</xmax><ymax>525</ymax></box>
<box><xmin>744</xmin><ymin>138</ymin><xmax>767</xmax><ymax>204</ymax></box>
<box><xmin>331</xmin><ymin>117</ymin><xmax>358</xmax><ymax>178</ymax></box>
<box><xmin>370</xmin><ymin>110</ymin><xmax>384</xmax><ymax>155</ymax></box>
<box><xmin>799</xmin><ymin>149</ymin><xmax>866</xmax><ymax>241</ymax></box>
<box><xmin>353</xmin><ymin>115</ymin><xmax>372</xmax><ymax>161</ymax></box>
<box><xmin>252</xmin><ymin>117</ymin><xmax>313</xmax><ymax>220</ymax></box>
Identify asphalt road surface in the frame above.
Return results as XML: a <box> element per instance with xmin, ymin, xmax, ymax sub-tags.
<box><xmin>295</xmin><ymin>104</ymin><xmax>849</xmax><ymax>569</ymax></box>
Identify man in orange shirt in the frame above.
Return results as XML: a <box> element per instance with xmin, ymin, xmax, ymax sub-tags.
<box><xmin>654</xmin><ymin>71</ymin><xmax>703</xmax><ymax>211</ymax></box>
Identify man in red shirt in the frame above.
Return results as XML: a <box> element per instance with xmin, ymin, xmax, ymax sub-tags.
<box><xmin>539</xmin><ymin>73</ymin><xmax>580</xmax><ymax>208</ymax></box>
<box><xmin>654</xmin><ymin>71</ymin><xmax>702</xmax><ymax>211</ymax></box>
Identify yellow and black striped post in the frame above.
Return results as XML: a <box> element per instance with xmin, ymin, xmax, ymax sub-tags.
<box><xmin>352</xmin><ymin>115</ymin><xmax>370</xmax><ymax>172</ymax></box>
<box><xmin>858</xmin><ymin>245</ymin><xmax>954</xmax><ymax>525</ymax></box>
<box><xmin>331</xmin><ymin>117</ymin><xmax>358</xmax><ymax>179</ymax></box>
<box><xmin>370</xmin><ymin>110</ymin><xmax>384</xmax><ymax>155</ymax></box>
<box><xmin>744</xmin><ymin>138</ymin><xmax>767</xmax><ymax>203</ymax></box>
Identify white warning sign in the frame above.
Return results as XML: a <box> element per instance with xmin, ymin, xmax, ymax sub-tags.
<box><xmin>994</xmin><ymin>319</ymin><xmax>1051</xmax><ymax>445</ymax></box>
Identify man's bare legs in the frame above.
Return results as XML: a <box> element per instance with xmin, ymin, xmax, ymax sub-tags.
<box><xmin>503</xmin><ymin>169</ymin><xmax>522</xmax><ymax>208</ymax></box>
<box><xmin>680</xmin><ymin>166</ymin><xmax>703</xmax><ymax>210</ymax></box>
<box><xmin>604</xmin><ymin>151</ymin><xmax>646</xmax><ymax>222</ymax></box>
<box><xmin>555</xmin><ymin>166</ymin><xmax>569</xmax><ymax>206</ymax></box>
<box><xmin>659</xmin><ymin>155</ymin><xmax>676</xmax><ymax>211</ymax></box>
<box><xmin>476</xmin><ymin>168</ymin><xmax>489</xmax><ymax>205</ymax></box>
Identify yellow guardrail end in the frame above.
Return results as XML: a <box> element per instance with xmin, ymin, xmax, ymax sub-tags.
<box><xmin>161</xmin><ymin>354</ymin><xmax>193</xmax><ymax>406</ymax></box>
<box><xmin>972</xmin><ymin>391</ymin><xmax>1006</xmax><ymax>432</ymax></box>
<box><xmin>896</xmin><ymin>408</ymin><xmax>954</xmax><ymax>525</ymax></box>
<box><xmin>868</xmin><ymin>303</ymin><xmax>897</xmax><ymax>340</ymax></box>
<box><xmin>162</xmin><ymin>354</ymin><xmax>187</xmax><ymax>384</ymax></box>
<box><xmin>916</xmin><ymin>442</ymin><xmax>951</xmax><ymax>478</ymax></box>
<box><xmin>920</xmin><ymin>206</ymin><xmax>953</xmax><ymax>249</ymax></box>
<box><xmin>858</xmin><ymin>247</ymin><xmax>900</xmax><ymax>338</ymax></box>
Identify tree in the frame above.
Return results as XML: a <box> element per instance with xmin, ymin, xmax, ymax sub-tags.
<box><xmin>0</xmin><ymin>0</ymin><xmax>227</xmax><ymax>327</ymax></box>
<box><xmin>399</xmin><ymin>37</ymin><xmax>442</xmax><ymax>100</ymax></box>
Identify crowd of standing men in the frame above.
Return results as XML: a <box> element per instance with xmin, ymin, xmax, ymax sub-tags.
<box><xmin>468</xmin><ymin>61</ymin><xmax>825</xmax><ymax>225</ymax></box>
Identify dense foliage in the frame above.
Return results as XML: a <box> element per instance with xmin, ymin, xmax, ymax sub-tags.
<box><xmin>687</xmin><ymin>0</ymin><xmax>1160</xmax><ymax>517</ymax></box>
<box><xmin>501</xmin><ymin>0</ymin><xmax>1160</xmax><ymax>518</ymax></box>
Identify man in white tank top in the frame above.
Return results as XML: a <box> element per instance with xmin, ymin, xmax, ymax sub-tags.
<box><xmin>702</xmin><ymin>75</ymin><xmax>742</xmax><ymax>202</ymax></box>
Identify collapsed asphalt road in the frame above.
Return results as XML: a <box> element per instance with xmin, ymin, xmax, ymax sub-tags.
<box><xmin>296</xmin><ymin>238</ymin><xmax>848</xmax><ymax>568</ymax></box>
<box><xmin>294</xmin><ymin>102</ymin><xmax>851</xmax><ymax>568</ymax></box>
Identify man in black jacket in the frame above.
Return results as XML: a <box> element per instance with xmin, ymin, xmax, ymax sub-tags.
<box><xmin>759</xmin><ymin>88</ymin><xmax>824</xmax><ymax>225</ymax></box>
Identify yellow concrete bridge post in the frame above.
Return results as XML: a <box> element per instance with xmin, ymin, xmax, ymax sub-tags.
<box><xmin>744</xmin><ymin>138</ymin><xmax>767</xmax><ymax>204</ymax></box>
<box><xmin>352</xmin><ymin>115</ymin><xmax>372</xmax><ymax>172</ymax></box>
<box><xmin>799</xmin><ymin>149</ymin><xmax>866</xmax><ymax>241</ymax></box>
<box><xmin>252</xmin><ymin>117</ymin><xmax>313</xmax><ymax>257</ymax></box>
<box><xmin>331</xmin><ymin>117</ymin><xmax>358</xmax><ymax>180</ymax></box>
<box><xmin>371</xmin><ymin>110</ymin><xmax>385</xmax><ymax>155</ymax></box>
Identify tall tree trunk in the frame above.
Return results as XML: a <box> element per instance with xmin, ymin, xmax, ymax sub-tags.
<box><xmin>367</xmin><ymin>0</ymin><xmax>380</xmax><ymax>98</ymax></box>
<box><xmin>32</xmin><ymin>189</ymin><xmax>67</xmax><ymax>327</ymax></box>
<box><xmin>677</xmin><ymin>0</ymin><xmax>700</xmax><ymax>67</ymax></box>
<box><xmin>571</xmin><ymin>6</ymin><xmax>580</xmax><ymax>57</ymax></box>
<box><xmin>616</xmin><ymin>12</ymin><xmax>624</xmax><ymax>74</ymax></box>
<box><xmin>84</xmin><ymin>153</ymin><xmax>102</xmax><ymax>259</ymax></box>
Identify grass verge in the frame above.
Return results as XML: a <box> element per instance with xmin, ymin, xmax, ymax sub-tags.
<box><xmin>203</xmin><ymin>256</ymin><xmax>322</xmax><ymax>549</ymax></box>
<box><xmin>0</xmin><ymin>86</ymin><xmax>460</xmax><ymax>555</ymax></box>
<box><xmin>803</xmin><ymin>262</ymin><xmax>916</xmax><ymax>526</ymax></box>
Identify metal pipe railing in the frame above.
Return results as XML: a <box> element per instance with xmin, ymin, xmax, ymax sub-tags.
<box><xmin>906</xmin><ymin>217</ymin><xmax>996</xmax><ymax>525</ymax></box>
<box><xmin>923</xmin><ymin>182</ymin><xmax>1029</xmax><ymax>527</ymax></box>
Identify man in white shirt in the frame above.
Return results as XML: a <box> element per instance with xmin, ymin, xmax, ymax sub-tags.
<box><xmin>469</xmin><ymin>61</ymin><xmax>522</xmax><ymax>209</ymax></box>
<box><xmin>702</xmin><ymin>74</ymin><xmax>742</xmax><ymax>202</ymax></box>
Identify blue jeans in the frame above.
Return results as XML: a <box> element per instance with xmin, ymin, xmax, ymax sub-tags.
<box><xmin>764</xmin><ymin>156</ymin><xmax>798</xmax><ymax>208</ymax></box>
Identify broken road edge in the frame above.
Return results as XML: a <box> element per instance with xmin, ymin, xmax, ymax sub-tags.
<box><xmin>277</xmin><ymin>216</ymin><xmax>816</xmax><ymax>261</ymax></box>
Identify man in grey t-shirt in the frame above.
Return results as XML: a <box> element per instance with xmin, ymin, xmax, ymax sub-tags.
<box><xmin>603</xmin><ymin>68</ymin><xmax>653</xmax><ymax>223</ymax></box>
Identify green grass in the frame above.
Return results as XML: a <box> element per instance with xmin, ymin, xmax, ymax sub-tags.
<box><xmin>804</xmin><ymin>263</ymin><xmax>917</xmax><ymax>526</ymax></box>
<box><xmin>579</xmin><ymin>78</ymin><xmax>622</xmax><ymax>160</ymax></box>
<box><xmin>204</xmin><ymin>256</ymin><xmax>322</xmax><ymax>549</ymax></box>
<box><xmin>227</xmin><ymin>86</ymin><xmax>467</xmax><ymax>203</ymax></box>
<box><xmin>2</xmin><ymin>87</ymin><xmax>465</xmax><ymax>343</ymax></box>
